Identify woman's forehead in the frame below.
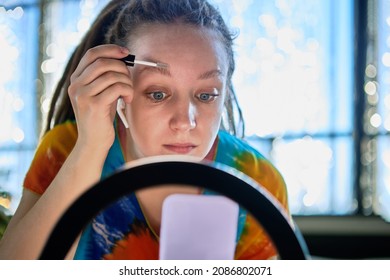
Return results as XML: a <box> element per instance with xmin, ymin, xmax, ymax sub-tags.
<box><xmin>129</xmin><ymin>23</ymin><xmax>222</xmax><ymax>45</ymax></box>
<box><xmin>127</xmin><ymin>23</ymin><xmax>229</xmax><ymax>73</ymax></box>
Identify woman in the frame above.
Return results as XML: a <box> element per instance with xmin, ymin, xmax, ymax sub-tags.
<box><xmin>0</xmin><ymin>0</ymin><xmax>288</xmax><ymax>259</ymax></box>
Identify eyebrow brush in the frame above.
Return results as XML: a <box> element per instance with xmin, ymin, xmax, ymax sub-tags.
<box><xmin>120</xmin><ymin>54</ymin><xmax>168</xmax><ymax>69</ymax></box>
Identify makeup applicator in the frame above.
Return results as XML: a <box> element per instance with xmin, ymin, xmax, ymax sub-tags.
<box><xmin>120</xmin><ymin>54</ymin><xmax>168</xmax><ymax>69</ymax></box>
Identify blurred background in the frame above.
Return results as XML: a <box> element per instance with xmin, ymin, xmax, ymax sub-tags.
<box><xmin>1</xmin><ymin>0</ymin><xmax>390</xmax><ymax>258</ymax></box>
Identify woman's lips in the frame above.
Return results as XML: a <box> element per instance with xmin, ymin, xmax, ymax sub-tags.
<box><xmin>163</xmin><ymin>143</ymin><xmax>197</xmax><ymax>154</ymax></box>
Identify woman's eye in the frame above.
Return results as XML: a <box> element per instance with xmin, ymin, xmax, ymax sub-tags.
<box><xmin>147</xmin><ymin>91</ymin><xmax>167</xmax><ymax>102</ymax></box>
<box><xmin>197</xmin><ymin>93</ymin><xmax>218</xmax><ymax>102</ymax></box>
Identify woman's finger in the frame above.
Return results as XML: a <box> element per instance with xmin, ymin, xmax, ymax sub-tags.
<box><xmin>82</xmin><ymin>71</ymin><xmax>132</xmax><ymax>98</ymax></box>
<box><xmin>77</xmin><ymin>57</ymin><xmax>131</xmax><ymax>87</ymax></box>
<box><xmin>71</xmin><ymin>44</ymin><xmax>129</xmax><ymax>81</ymax></box>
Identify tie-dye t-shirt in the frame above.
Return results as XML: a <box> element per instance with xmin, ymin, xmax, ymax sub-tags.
<box><xmin>23</xmin><ymin>120</ymin><xmax>289</xmax><ymax>260</ymax></box>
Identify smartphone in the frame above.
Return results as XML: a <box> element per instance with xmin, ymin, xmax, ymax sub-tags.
<box><xmin>159</xmin><ymin>194</ymin><xmax>239</xmax><ymax>260</ymax></box>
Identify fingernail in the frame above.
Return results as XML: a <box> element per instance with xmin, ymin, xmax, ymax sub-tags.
<box><xmin>120</xmin><ymin>47</ymin><xmax>130</xmax><ymax>54</ymax></box>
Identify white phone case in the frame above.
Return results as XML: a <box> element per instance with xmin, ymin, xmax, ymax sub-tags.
<box><xmin>159</xmin><ymin>194</ymin><xmax>239</xmax><ymax>260</ymax></box>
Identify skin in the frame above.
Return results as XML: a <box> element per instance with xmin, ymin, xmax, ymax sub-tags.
<box><xmin>0</xmin><ymin>23</ymin><xmax>229</xmax><ymax>259</ymax></box>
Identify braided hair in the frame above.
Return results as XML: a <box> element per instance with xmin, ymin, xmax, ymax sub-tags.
<box><xmin>45</xmin><ymin>0</ymin><xmax>244</xmax><ymax>136</ymax></box>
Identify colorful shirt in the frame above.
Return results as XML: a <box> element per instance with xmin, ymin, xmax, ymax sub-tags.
<box><xmin>23</xmin><ymin>121</ymin><xmax>289</xmax><ymax>260</ymax></box>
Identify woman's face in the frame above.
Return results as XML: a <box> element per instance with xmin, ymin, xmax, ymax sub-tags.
<box><xmin>124</xmin><ymin>23</ymin><xmax>228</xmax><ymax>159</ymax></box>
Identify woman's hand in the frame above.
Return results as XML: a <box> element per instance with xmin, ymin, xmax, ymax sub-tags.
<box><xmin>68</xmin><ymin>44</ymin><xmax>133</xmax><ymax>154</ymax></box>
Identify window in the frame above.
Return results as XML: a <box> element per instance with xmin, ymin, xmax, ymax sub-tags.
<box><xmin>373</xmin><ymin>0</ymin><xmax>390</xmax><ymax>221</ymax></box>
<box><xmin>0</xmin><ymin>0</ymin><xmax>107</xmax><ymax>214</ymax></box>
<box><xmin>0</xmin><ymin>0</ymin><xmax>40</xmax><ymax>214</ymax></box>
<box><xmin>0</xmin><ymin>0</ymin><xmax>389</xmax><ymax>221</ymax></box>
<box><xmin>215</xmin><ymin>0</ymin><xmax>354</xmax><ymax>215</ymax></box>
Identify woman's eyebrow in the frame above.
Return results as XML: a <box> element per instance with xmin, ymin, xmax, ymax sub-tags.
<box><xmin>138</xmin><ymin>66</ymin><xmax>171</xmax><ymax>77</ymax></box>
<box><xmin>136</xmin><ymin>59</ymin><xmax>223</xmax><ymax>80</ymax></box>
<box><xmin>198</xmin><ymin>69</ymin><xmax>223</xmax><ymax>80</ymax></box>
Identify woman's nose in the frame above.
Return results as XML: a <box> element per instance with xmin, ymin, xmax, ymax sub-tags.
<box><xmin>169</xmin><ymin>101</ymin><xmax>197</xmax><ymax>131</ymax></box>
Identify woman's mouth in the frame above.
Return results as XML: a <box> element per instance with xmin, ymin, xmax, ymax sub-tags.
<box><xmin>163</xmin><ymin>143</ymin><xmax>197</xmax><ymax>154</ymax></box>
